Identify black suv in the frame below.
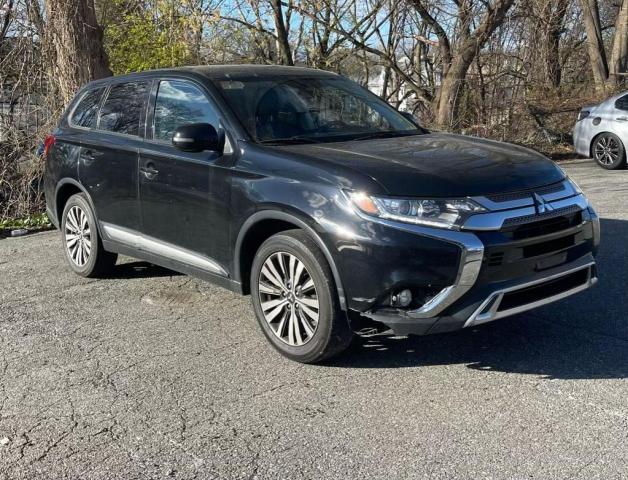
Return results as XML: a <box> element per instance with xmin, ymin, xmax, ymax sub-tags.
<box><xmin>44</xmin><ymin>66</ymin><xmax>600</xmax><ymax>363</ymax></box>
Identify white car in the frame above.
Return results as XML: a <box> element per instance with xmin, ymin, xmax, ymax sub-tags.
<box><xmin>574</xmin><ymin>91</ymin><xmax>628</xmax><ymax>170</ymax></box>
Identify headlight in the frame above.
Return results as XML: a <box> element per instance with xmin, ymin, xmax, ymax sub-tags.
<box><xmin>348</xmin><ymin>192</ymin><xmax>486</xmax><ymax>229</ymax></box>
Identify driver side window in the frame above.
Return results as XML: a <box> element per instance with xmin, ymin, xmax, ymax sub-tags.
<box><xmin>153</xmin><ymin>80</ymin><xmax>219</xmax><ymax>142</ymax></box>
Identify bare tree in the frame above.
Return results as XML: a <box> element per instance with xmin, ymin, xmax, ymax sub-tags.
<box><xmin>221</xmin><ymin>0</ymin><xmax>296</xmax><ymax>64</ymax></box>
<box><xmin>0</xmin><ymin>0</ymin><xmax>15</xmax><ymax>44</ymax></box>
<box><xmin>408</xmin><ymin>0</ymin><xmax>517</xmax><ymax>128</ymax></box>
<box><xmin>608</xmin><ymin>0</ymin><xmax>628</xmax><ymax>85</ymax></box>
<box><xmin>579</xmin><ymin>0</ymin><xmax>609</xmax><ymax>92</ymax></box>
<box><xmin>269</xmin><ymin>0</ymin><xmax>293</xmax><ymax>64</ymax></box>
<box><xmin>540</xmin><ymin>0</ymin><xmax>571</xmax><ymax>88</ymax></box>
<box><xmin>43</xmin><ymin>0</ymin><xmax>111</xmax><ymax>104</ymax></box>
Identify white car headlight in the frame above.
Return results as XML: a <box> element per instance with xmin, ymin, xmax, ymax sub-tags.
<box><xmin>348</xmin><ymin>192</ymin><xmax>486</xmax><ymax>229</ymax></box>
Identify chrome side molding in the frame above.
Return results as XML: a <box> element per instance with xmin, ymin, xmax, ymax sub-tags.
<box><xmin>100</xmin><ymin>222</ymin><xmax>228</xmax><ymax>276</ymax></box>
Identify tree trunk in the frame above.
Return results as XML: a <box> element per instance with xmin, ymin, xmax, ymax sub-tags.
<box><xmin>579</xmin><ymin>0</ymin><xmax>609</xmax><ymax>93</ymax></box>
<box><xmin>434</xmin><ymin>47</ymin><xmax>475</xmax><ymax>128</ymax></box>
<box><xmin>44</xmin><ymin>0</ymin><xmax>111</xmax><ymax>104</ymax></box>
<box><xmin>269</xmin><ymin>0</ymin><xmax>293</xmax><ymax>66</ymax></box>
<box><xmin>0</xmin><ymin>0</ymin><xmax>14</xmax><ymax>44</ymax></box>
<box><xmin>430</xmin><ymin>0</ymin><xmax>516</xmax><ymax>129</ymax></box>
<box><xmin>608</xmin><ymin>0</ymin><xmax>628</xmax><ymax>86</ymax></box>
<box><xmin>543</xmin><ymin>0</ymin><xmax>570</xmax><ymax>88</ymax></box>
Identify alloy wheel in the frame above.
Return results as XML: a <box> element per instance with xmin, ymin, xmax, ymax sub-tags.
<box><xmin>65</xmin><ymin>205</ymin><xmax>91</xmax><ymax>267</ymax></box>
<box><xmin>594</xmin><ymin>136</ymin><xmax>620</xmax><ymax>165</ymax></box>
<box><xmin>258</xmin><ymin>251</ymin><xmax>319</xmax><ymax>346</ymax></box>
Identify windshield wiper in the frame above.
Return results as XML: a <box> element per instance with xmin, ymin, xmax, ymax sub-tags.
<box><xmin>259</xmin><ymin>135</ymin><xmax>321</xmax><ymax>145</ymax></box>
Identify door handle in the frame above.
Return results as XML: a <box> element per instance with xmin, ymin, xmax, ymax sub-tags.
<box><xmin>80</xmin><ymin>149</ymin><xmax>103</xmax><ymax>164</ymax></box>
<box><xmin>617</xmin><ymin>117</ymin><xmax>628</xmax><ymax>122</ymax></box>
<box><xmin>141</xmin><ymin>162</ymin><xmax>159</xmax><ymax>180</ymax></box>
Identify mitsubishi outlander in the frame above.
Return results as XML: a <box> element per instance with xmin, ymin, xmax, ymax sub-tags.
<box><xmin>44</xmin><ymin>66</ymin><xmax>600</xmax><ymax>363</ymax></box>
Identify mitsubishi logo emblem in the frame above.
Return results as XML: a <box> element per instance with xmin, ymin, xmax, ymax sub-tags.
<box><xmin>533</xmin><ymin>193</ymin><xmax>553</xmax><ymax>214</ymax></box>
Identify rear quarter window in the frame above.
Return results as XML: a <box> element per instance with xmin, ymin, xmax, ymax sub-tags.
<box><xmin>99</xmin><ymin>81</ymin><xmax>150</xmax><ymax>136</ymax></box>
<box><xmin>70</xmin><ymin>87</ymin><xmax>106</xmax><ymax>128</ymax></box>
<box><xmin>615</xmin><ymin>95</ymin><xmax>628</xmax><ymax>112</ymax></box>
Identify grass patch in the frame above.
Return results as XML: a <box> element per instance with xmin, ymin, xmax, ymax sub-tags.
<box><xmin>0</xmin><ymin>212</ymin><xmax>52</xmax><ymax>231</ymax></box>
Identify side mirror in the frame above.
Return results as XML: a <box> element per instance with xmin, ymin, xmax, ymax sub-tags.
<box><xmin>172</xmin><ymin>123</ymin><xmax>224</xmax><ymax>153</ymax></box>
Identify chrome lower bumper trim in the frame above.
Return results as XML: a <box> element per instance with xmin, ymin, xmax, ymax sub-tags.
<box><xmin>463</xmin><ymin>260</ymin><xmax>597</xmax><ymax>328</ymax></box>
<box><xmin>406</xmin><ymin>237</ymin><xmax>484</xmax><ymax>319</ymax></box>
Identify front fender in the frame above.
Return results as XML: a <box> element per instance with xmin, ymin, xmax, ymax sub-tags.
<box><xmin>234</xmin><ymin>208</ymin><xmax>348</xmax><ymax>310</ymax></box>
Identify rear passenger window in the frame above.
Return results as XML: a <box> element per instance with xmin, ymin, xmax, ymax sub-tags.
<box><xmin>616</xmin><ymin>95</ymin><xmax>628</xmax><ymax>111</ymax></box>
<box><xmin>99</xmin><ymin>82</ymin><xmax>149</xmax><ymax>136</ymax></box>
<box><xmin>153</xmin><ymin>80</ymin><xmax>219</xmax><ymax>142</ymax></box>
<box><xmin>70</xmin><ymin>87</ymin><xmax>105</xmax><ymax>128</ymax></box>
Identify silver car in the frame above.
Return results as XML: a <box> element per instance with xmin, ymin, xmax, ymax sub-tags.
<box><xmin>574</xmin><ymin>91</ymin><xmax>628</xmax><ymax>170</ymax></box>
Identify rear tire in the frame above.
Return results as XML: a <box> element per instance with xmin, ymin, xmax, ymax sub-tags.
<box><xmin>592</xmin><ymin>133</ymin><xmax>626</xmax><ymax>170</ymax></box>
<box><xmin>61</xmin><ymin>193</ymin><xmax>117</xmax><ymax>277</ymax></box>
<box><xmin>250</xmin><ymin>230</ymin><xmax>353</xmax><ymax>363</ymax></box>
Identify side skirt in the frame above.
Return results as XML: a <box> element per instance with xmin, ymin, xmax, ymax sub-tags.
<box><xmin>102</xmin><ymin>239</ymin><xmax>243</xmax><ymax>294</ymax></box>
<box><xmin>100</xmin><ymin>222</ymin><xmax>243</xmax><ymax>295</ymax></box>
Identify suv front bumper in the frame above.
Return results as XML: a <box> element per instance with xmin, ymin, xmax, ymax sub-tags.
<box><xmin>365</xmin><ymin>254</ymin><xmax>597</xmax><ymax>335</ymax></box>
<box><xmin>349</xmin><ymin>183</ymin><xmax>599</xmax><ymax>335</ymax></box>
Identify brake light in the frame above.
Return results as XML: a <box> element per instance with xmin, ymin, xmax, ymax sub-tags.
<box><xmin>43</xmin><ymin>134</ymin><xmax>56</xmax><ymax>157</ymax></box>
<box><xmin>577</xmin><ymin>110</ymin><xmax>590</xmax><ymax>121</ymax></box>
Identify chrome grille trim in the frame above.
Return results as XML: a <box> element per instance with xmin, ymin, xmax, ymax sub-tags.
<box><xmin>462</xmin><ymin>194</ymin><xmax>589</xmax><ymax>231</ymax></box>
<box><xmin>471</xmin><ymin>179</ymin><xmax>577</xmax><ymax>212</ymax></box>
<box><xmin>501</xmin><ymin>204</ymin><xmax>583</xmax><ymax>227</ymax></box>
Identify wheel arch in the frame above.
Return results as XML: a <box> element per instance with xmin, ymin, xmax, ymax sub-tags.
<box><xmin>589</xmin><ymin>132</ymin><xmax>606</xmax><ymax>158</ymax></box>
<box><xmin>55</xmin><ymin>179</ymin><xmax>98</xmax><ymax>229</ymax></box>
<box><xmin>235</xmin><ymin>210</ymin><xmax>347</xmax><ymax>310</ymax></box>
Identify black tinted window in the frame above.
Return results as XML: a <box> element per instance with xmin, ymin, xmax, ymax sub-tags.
<box><xmin>616</xmin><ymin>95</ymin><xmax>628</xmax><ymax>111</ymax></box>
<box><xmin>153</xmin><ymin>80</ymin><xmax>219</xmax><ymax>142</ymax></box>
<box><xmin>215</xmin><ymin>76</ymin><xmax>419</xmax><ymax>143</ymax></box>
<box><xmin>71</xmin><ymin>87</ymin><xmax>105</xmax><ymax>128</ymax></box>
<box><xmin>99</xmin><ymin>82</ymin><xmax>149</xmax><ymax>136</ymax></box>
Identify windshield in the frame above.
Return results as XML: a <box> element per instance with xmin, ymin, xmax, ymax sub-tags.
<box><xmin>213</xmin><ymin>75</ymin><xmax>423</xmax><ymax>144</ymax></box>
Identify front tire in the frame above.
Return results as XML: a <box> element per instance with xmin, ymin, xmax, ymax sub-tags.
<box><xmin>250</xmin><ymin>230</ymin><xmax>353</xmax><ymax>363</ymax></box>
<box><xmin>592</xmin><ymin>133</ymin><xmax>626</xmax><ymax>170</ymax></box>
<box><xmin>61</xmin><ymin>193</ymin><xmax>117</xmax><ymax>277</ymax></box>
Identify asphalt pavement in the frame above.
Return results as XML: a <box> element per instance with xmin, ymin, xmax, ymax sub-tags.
<box><xmin>1</xmin><ymin>159</ymin><xmax>627</xmax><ymax>479</ymax></box>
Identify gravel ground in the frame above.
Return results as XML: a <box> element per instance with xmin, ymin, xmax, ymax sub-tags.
<box><xmin>1</xmin><ymin>159</ymin><xmax>627</xmax><ymax>480</ymax></box>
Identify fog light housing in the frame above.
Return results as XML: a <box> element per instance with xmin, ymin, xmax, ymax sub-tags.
<box><xmin>391</xmin><ymin>289</ymin><xmax>413</xmax><ymax>308</ymax></box>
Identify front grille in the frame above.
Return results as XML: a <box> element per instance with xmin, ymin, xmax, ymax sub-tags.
<box><xmin>522</xmin><ymin>234</ymin><xmax>575</xmax><ymax>258</ymax></box>
<box><xmin>502</xmin><ymin>204</ymin><xmax>582</xmax><ymax>228</ymax></box>
<box><xmin>479</xmin><ymin>205</ymin><xmax>590</xmax><ymax>283</ymax></box>
<box><xmin>485</xmin><ymin>182</ymin><xmax>564</xmax><ymax>203</ymax></box>
<box><xmin>498</xmin><ymin>268</ymin><xmax>589</xmax><ymax>312</ymax></box>
<box><xmin>487</xmin><ymin>252</ymin><xmax>504</xmax><ymax>266</ymax></box>
<box><xmin>506</xmin><ymin>210</ymin><xmax>582</xmax><ymax>240</ymax></box>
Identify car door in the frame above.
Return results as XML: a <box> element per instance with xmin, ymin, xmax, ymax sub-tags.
<box><xmin>613</xmin><ymin>94</ymin><xmax>628</xmax><ymax>142</ymax></box>
<box><xmin>79</xmin><ymin>80</ymin><xmax>150</xmax><ymax>233</ymax></box>
<box><xmin>139</xmin><ymin>78</ymin><xmax>232</xmax><ymax>275</ymax></box>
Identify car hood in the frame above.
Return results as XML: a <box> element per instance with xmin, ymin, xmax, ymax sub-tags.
<box><xmin>278</xmin><ymin>132</ymin><xmax>565</xmax><ymax>197</ymax></box>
